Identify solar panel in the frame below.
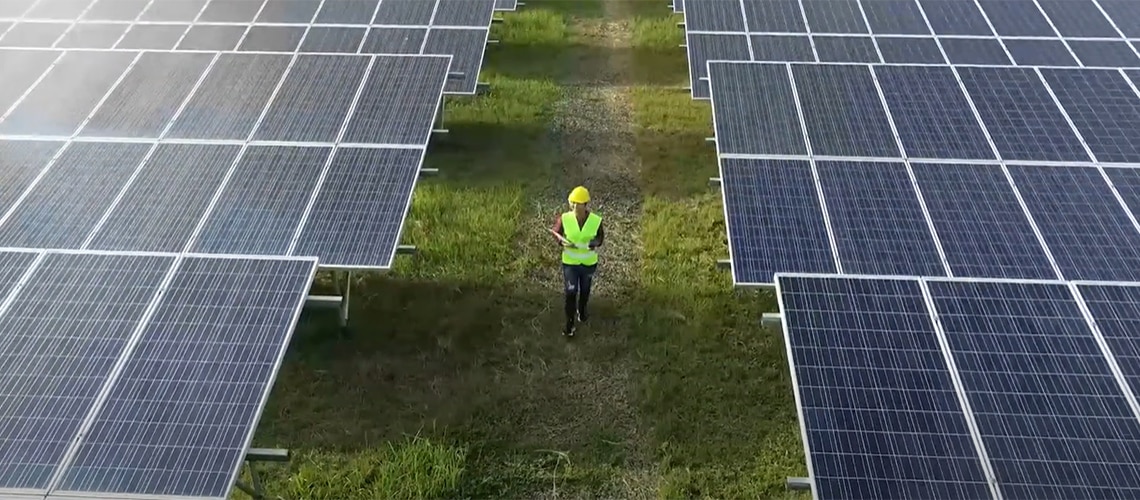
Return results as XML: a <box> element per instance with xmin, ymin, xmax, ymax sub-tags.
<box><xmin>872</xmin><ymin>65</ymin><xmax>993</xmax><ymax>160</ymax></box>
<box><xmin>776</xmin><ymin>274</ymin><xmax>1140</xmax><ymax>499</ymax></box>
<box><xmin>0</xmin><ymin>249</ymin><xmax>316</xmax><ymax>499</ymax></box>
<box><xmin>776</xmin><ymin>275</ymin><xmax>994</xmax><ymax>500</ymax></box>
<box><xmin>707</xmin><ymin>61</ymin><xmax>805</xmax><ymax>156</ymax></box>
<box><xmin>790</xmin><ymin>64</ymin><xmax>899</xmax><ymax>158</ymax></box>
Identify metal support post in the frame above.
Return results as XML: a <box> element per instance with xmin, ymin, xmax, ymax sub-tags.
<box><xmin>432</xmin><ymin>97</ymin><xmax>449</xmax><ymax>135</ymax></box>
<box><xmin>761</xmin><ymin>312</ymin><xmax>782</xmax><ymax>327</ymax></box>
<box><xmin>708</xmin><ymin>177</ymin><xmax>721</xmax><ymax>188</ymax></box>
<box><xmin>786</xmin><ymin>477</ymin><xmax>811</xmax><ymax>490</ymax></box>
<box><xmin>476</xmin><ymin>82</ymin><xmax>490</xmax><ymax>95</ymax></box>
<box><xmin>234</xmin><ymin>448</ymin><xmax>290</xmax><ymax>500</ymax></box>
<box><xmin>491</xmin><ymin>17</ymin><xmax>503</xmax><ymax>23</ymax></box>
<box><xmin>420</xmin><ymin>167</ymin><xmax>439</xmax><ymax>176</ymax></box>
<box><xmin>716</xmin><ymin>258</ymin><xmax>731</xmax><ymax>270</ymax></box>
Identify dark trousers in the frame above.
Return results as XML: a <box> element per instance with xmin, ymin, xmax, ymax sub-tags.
<box><xmin>563</xmin><ymin>263</ymin><xmax>596</xmax><ymax>322</ymax></box>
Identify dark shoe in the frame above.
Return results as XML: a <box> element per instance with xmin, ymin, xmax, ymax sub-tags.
<box><xmin>563</xmin><ymin>321</ymin><xmax>575</xmax><ymax>336</ymax></box>
<box><xmin>577</xmin><ymin>310</ymin><xmax>588</xmax><ymax>323</ymax></box>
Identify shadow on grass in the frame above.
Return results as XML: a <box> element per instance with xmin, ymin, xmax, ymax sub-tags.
<box><xmin>484</xmin><ymin>42</ymin><xmax>690</xmax><ymax>86</ymax></box>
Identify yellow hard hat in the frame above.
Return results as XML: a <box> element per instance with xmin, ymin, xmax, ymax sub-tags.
<box><xmin>568</xmin><ymin>186</ymin><xmax>590</xmax><ymax>204</ymax></box>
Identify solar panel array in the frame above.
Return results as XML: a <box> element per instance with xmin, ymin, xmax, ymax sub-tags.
<box><xmin>777</xmin><ymin>273</ymin><xmax>1140</xmax><ymax>499</ymax></box>
<box><xmin>683</xmin><ymin>0</ymin><xmax>1140</xmax><ymax>99</ymax></box>
<box><xmin>0</xmin><ymin>248</ymin><xmax>316</xmax><ymax>500</ymax></box>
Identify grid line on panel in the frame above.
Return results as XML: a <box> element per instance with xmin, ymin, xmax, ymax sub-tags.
<box><xmin>1068</xmin><ymin>284</ymin><xmax>1140</xmax><ymax>436</ymax></box>
<box><xmin>793</xmin><ymin>0</ymin><xmax>820</xmax><ymax>60</ymax></box>
<box><xmin>47</xmin><ymin>0</ymin><xmax>98</xmax><ymax>48</ymax></box>
<box><xmin>851</xmin><ymin>0</ymin><xmax>884</xmax><ymax>62</ymax></box>
<box><xmin>1028</xmin><ymin>0</ymin><xmax>1083</xmax><ymax>63</ymax></box>
<box><xmin>785</xmin><ymin>63</ymin><xmax>842</xmax><ymax>274</ymax></box>
<box><xmin>865</xmin><ymin>67</ymin><xmax>953</xmax><ymax>277</ymax></box>
<box><xmin>1032</xmin><ymin>67</ymin><xmax>1104</xmax><ymax>163</ymax></box>
<box><xmin>418</xmin><ymin>0</ymin><xmax>441</xmax><ymax>53</ymax></box>
<box><xmin>734</xmin><ymin>0</ymin><xmax>753</xmax><ymax>60</ymax></box>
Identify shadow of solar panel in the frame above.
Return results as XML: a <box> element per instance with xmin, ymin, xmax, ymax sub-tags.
<box><xmin>88</xmin><ymin>144</ymin><xmax>239</xmax><ymax>253</ymax></box>
<box><xmin>861</xmin><ymin>0</ymin><xmax>930</xmax><ymax>34</ymax></box>
<box><xmin>0</xmin><ymin>49</ymin><xmax>60</xmax><ymax>113</ymax></box>
<box><xmin>800</xmin><ymin>0</ymin><xmax>867</xmax><ymax>34</ymax></box>
<box><xmin>0</xmin><ymin>22</ymin><xmax>68</xmax><ymax>47</ymax></box>
<box><xmin>361</xmin><ymin>27</ymin><xmax>426</xmax><ymax>54</ymax></box>
<box><xmin>911</xmin><ymin>163</ymin><xmax>1056</xmax><ymax>279</ymax></box>
<box><xmin>253</xmin><ymin>54</ymin><xmax>370</xmax><ymax>142</ymax></box>
<box><xmin>928</xmin><ymin>280</ymin><xmax>1140</xmax><ymax>499</ymax></box>
<box><xmin>167</xmin><ymin>53</ymin><xmax>291</xmax><ymax>140</ymax></box>
<box><xmin>315</xmin><ymin>0</ymin><xmax>379</xmax><ymax>24</ymax></box>
<box><xmin>776</xmin><ymin>275</ymin><xmax>993</xmax><ymax>500</ymax></box>
<box><xmin>342</xmin><ymin>54</ymin><xmax>449</xmax><ymax>144</ymax></box>
<box><xmin>424</xmin><ymin>28</ymin><xmax>487</xmax><ymax>94</ymax></box>
<box><xmin>192</xmin><ymin>145</ymin><xmax>329</xmax><ymax>256</ymax></box>
<box><xmin>1067</xmin><ymin>40</ymin><xmax>1140</xmax><ymax>68</ymax></box>
<box><xmin>708</xmin><ymin>61</ymin><xmax>806</xmax><ymax>156</ymax></box>
<box><xmin>873</xmin><ymin>65</ymin><xmax>993</xmax><ymax>160</ymax></box>
<box><xmin>434</xmin><ymin>0</ymin><xmax>495</xmax><ymax>27</ymax></box>
<box><xmin>53</xmin><ymin>256</ymin><xmax>315</xmax><ymax>500</ymax></box>
<box><xmin>1008</xmin><ymin>165</ymin><xmax>1140</xmax><ymax>281</ymax></box>
<box><xmin>977</xmin><ymin>0</ymin><xmax>1055</xmax><ymax>36</ymax></box>
<box><xmin>958</xmin><ymin>67</ymin><xmax>1089</xmax><ymax>162</ymax></box>
<box><xmin>812</xmin><ymin>36</ymin><xmax>879</xmax><ymax>63</ymax></box>
<box><xmin>1041</xmin><ymin>68</ymin><xmax>1140</xmax><ymax>163</ymax></box>
<box><xmin>79</xmin><ymin>52</ymin><xmax>214</xmax><ymax>138</ymax></box>
<box><xmin>683</xmin><ymin>0</ymin><xmax>744</xmax><ymax>31</ymax></box>
<box><xmin>0</xmin><ymin>252</ymin><xmax>170</xmax><ymax>492</ymax></box>
<box><xmin>256</xmin><ymin>0</ymin><xmax>320</xmax><ymax>23</ymax></box>
<box><xmin>815</xmin><ymin>160</ymin><xmax>944</xmax><ymax>276</ymax></box>
<box><xmin>300</xmin><ymin>26</ymin><xmax>366</xmax><ymax>53</ymax></box>
<box><xmin>721</xmin><ymin>158</ymin><xmax>835</xmax><ymax>285</ymax></box>
<box><xmin>82</xmin><ymin>0</ymin><xmax>149</xmax><ymax>21</ymax></box>
<box><xmin>1003</xmin><ymin>39</ymin><xmax>1078</xmax><ymax>66</ymax></box>
<box><xmin>741</xmin><ymin>0</ymin><xmax>805</xmax><ymax>32</ymax></box>
<box><xmin>686</xmin><ymin>33</ymin><xmax>749</xmax><ymax>99</ymax></box>
<box><xmin>293</xmin><ymin>147</ymin><xmax>423</xmax><ymax>268</ymax></box>
<box><xmin>791</xmin><ymin>64</ymin><xmax>900</xmax><ymax>158</ymax></box>
<box><xmin>1037</xmin><ymin>0</ymin><xmax>1119</xmax><ymax>37</ymax></box>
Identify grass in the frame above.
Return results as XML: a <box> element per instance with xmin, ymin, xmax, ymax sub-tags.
<box><xmin>241</xmin><ymin>1</ymin><xmax>807</xmax><ymax>498</ymax></box>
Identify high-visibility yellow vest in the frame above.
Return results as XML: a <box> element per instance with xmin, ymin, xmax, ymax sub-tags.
<box><xmin>561</xmin><ymin>211</ymin><xmax>601</xmax><ymax>265</ymax></box>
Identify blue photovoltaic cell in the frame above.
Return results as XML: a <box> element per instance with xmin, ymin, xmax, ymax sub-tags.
<box><xmin>115</xmin><ymin>24</ymin><xmax>186</xmax><ymax>50</ymax></box>
<box><xmin>875</xmin><ymin>37</ymin><xmax>945</xmax><ymax>64</ymax></box>
<box><xmin>1008</xmin><ymin>165</ymin><xmax>1140</xmax><ymax>282</ymax></box>
<box><xmin>56</xmin><ymin>256</ymin><xmax>316</xmax><ymax>499</ymax></box>
<box><xmin>0</xmin><ymin>50</ymin><xmax>135</xmax><ymax>136</ymax></box>
<box><xmin>929</xmin><ymin>280</ymin><xmax>1140</xmax><ymax>500</ymax></box>
<box><xmin>1100</xmin><ymin>0</ymin><xmax>1140</xmax><ymax>37</ymax></box>
<box><xmin>253</xmin><ymin>54</ymin><xmax>369</xmax><ymax>143</ymax></box>
<box><xmin>300</xmin><ymin>26</ymin><xmax>367</xmax><ymax>53</ymax></box>
<box><xmin>799</xmin><ymin>0</ymin><xmax>868</xmax><ymax>34</ymax></box>
<box><xmin>778</xmin><ymin>276</ymin><xmax>992</xmax><ymax>500</ymax></box>
<box><xmin>87</xmin><ymin>144</ymin><xmax>239</xmax><ymax>253</ymax></box>
<box><xmin>958</xmin><ymin>67</ymin><xmax>1089</xmax><ymax>162</ymax></box>
<box><xmin>750</xmin><ymin>35</ymin><xmax>814</xmax><ymax>62</ymax></box>
<box><xmin>1036</xmin><ymin>0</ymin><xmax>1120</xmax><ymax>37</ymax></box>
<box><xmin>1041</xmin><ymin>69</ymin><xmax>1140</xmax><ymax>163</ymax></box>
<box><xmin>687</xmin><ymin>33</ymin><xmax>750</xmax><ymax>99</ymax></box>
<box><xmin>0</xmin><ymin>142</ymin><xmax>150</xmax><ymax>249</ymax></box>
<box><xmin>166</xmin><ymin>53</ymin><xmax>292</xmax><ymax>140</ymax></box>
<box><xmin>874</xmin><ymin>66</ymin><xmax>993</xmax><ymax>160</ymax></box>
<box><xmin>918</xmin><ymin>0</ymin><xmax>993</xmax><ymax>35</ymax></box>
<box><xmin>1066</xmin><ymin>40</ymin><xmax>1140</xmax><ymax>68</ymax></box>
<box><xmin>360</xmin><ymin>27</ymin><xmax>426</xmax><ymax>54</ymax></box>
<box><xmin>0</xmin><ymin>252</ymin><xmax>170</xmax><ymax>491</ymax></box>
<box><xmin>720</xmin><ymin>158</ymin><xmax>836</xmax><ymax>284</ymax></box>
<box><xmin>1079</xmin><ymin>284</ymin><xmax>1140</xmax><ymax>398</ymax></box>
<box><xmin>342</xmin><ymin>54</ymin><xmax>449</xmax><ymax>144</ymax></box>
<box><xmin>176</xmin><ymin>24</ymin><xmax>246</xmax><ymax>51</ymax></box>
<box><xmin>237</xmin><ymin>25</ymin><xmax>307</xmax><ymax>52</ymax></box>
<box><xmin>683</xmin><ymin>0</ymin><xmax>744</xmax><ymax>31</ymax></box>
<box><xmin>0</xmin><ymin>140</ymin><xmax>61</xmax><ymax>216</ymax></box>
<box><xmin>741</xmin><ymin>0</ymin><xmax>806</xmax><ymax>33</ymax></box>
<box><xmin>861</xmin><ymin>0</ymin><xmax>930</xmax><ymax>35</ymax></box>
<box><xmin>812</xmin><ymin>36</ymin><xmax>879</xmax><ymax>63</ymax></box>
<box><xmin>815</xmin><ymin>161</ymin><xmax>944</xmax><ymax>276</ymax></box>
<box><xmin>192</xmin><ymin>146</ymin><xmax>328</xmax><ymax>256</ymax></box>
<box><xmin>709</xmin><ymin>62</ymin><xmax>806</xmax><ymax>156</ymax></box>
<box><xmin>372</xmin><ymin>0</ymin><xmax>435</xmax><ymax>25</ymax></box>
<box><xmin>977</xmin><ymin>0</ymin><xmax>1056</xmax><ymax>36</ymax></box>
<box><xmin>911</xmin><ymin>163</ymin><xmax>1056</xmax><ymax>280</ymax></box>
<box><xmin>293</xmin><ymin>147</ymin><xmax>422</xmax><ymax>268</ymax></box>
<box><xmin>315</xmin><ymin>0</ymin><xmax>379</xmax><ymax>24</ymax></box>
<box><xmin>79</xmin><ymin>52</ymin><xmax>214</xmax><ymax>138</ymax></box>
<box><xmin>792</xmin><ymin>64</ymin><xmax>900</xmax><ymax>158</ymax></box>
<box><xmin>1102</xmin><ymin>166</ymin><xmax>1140</xmax><ymax>225</ymax></box>
<box><xmin>424</xmin><ymin>29</ymin><xmax>489</xmax><ymax>94</ymax></box>
<box><xmin>1002</xmin><ymin>39</ymin><xmax>1079</xmax><ymax>67</ymax></box>
<box><xmin>939</xmin><ymin>38</ymin><xmax>1011</xmax><ymax>65</ymax></box>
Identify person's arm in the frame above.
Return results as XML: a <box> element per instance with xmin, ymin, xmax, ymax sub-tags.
<box><xmin>590</xmin><ymin>223</ymin><xmax>604</xmax><ymax>248</ymax></box>
<box><xmin>552</xmin><ymin>215</ymin><xmax>569</xmax><ymax>245</ymax></box>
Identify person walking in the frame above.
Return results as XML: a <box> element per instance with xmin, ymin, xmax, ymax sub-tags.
<box><xmin>550</xmin><ymin>186</ymin><xmax>604</xmax><ymax>337</ymax></box>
